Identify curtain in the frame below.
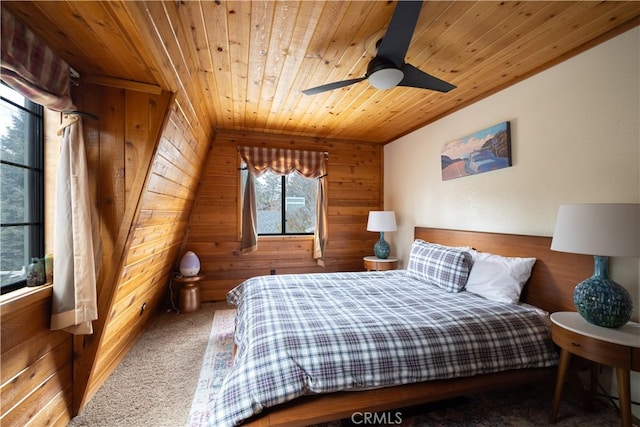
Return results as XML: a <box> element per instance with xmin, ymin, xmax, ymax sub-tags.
<box><xmin>1</xmin><ymin>9</ymin><xmax>73</xmax><ymax>111</ymax></box>
<box><xmin>240</xmin><ymin>172</ymin><xmax>258</xmax><ymax>253</ymax></box>
<box><xmin>1</xmin><ymin>8</ymin><xmax>100</xmax><ymax>334</ymax></box>
<box><xmin>238</xmin><ymin>146</ymin><xmax>328</xmax><ymax>264</ymax></box>
<box><xmin>52</xmin><ymin>115</ymin><xmax>99</xmax><ymax>334</ymax></box>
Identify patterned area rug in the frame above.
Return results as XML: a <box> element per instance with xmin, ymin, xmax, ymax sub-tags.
<box><xmin>187</xmin><ymin>309</ymin><xmax>236</xmax><ymax>427</ymax></box>
<box><xmin>188</xmin><ymin>309</ymin><xmax>622</xmax><ymax>426</ymax></box>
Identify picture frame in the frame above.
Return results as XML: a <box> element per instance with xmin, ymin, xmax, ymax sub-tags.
<box><xmin>441</xmin><ymin>121</ymin><xmax>512</xmax><ymax>181</ymax></box>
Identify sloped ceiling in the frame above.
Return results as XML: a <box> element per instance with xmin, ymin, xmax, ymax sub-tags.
<box><xmin>4</xmin><ymin>1</ymin><xmax>640</xmax><ymax>143</ymax></box>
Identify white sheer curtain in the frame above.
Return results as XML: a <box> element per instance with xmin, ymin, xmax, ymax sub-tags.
<box><xmin>239</xmin><ymin>146</ymin><xmax>328</xmax><ymax>265</ymax></box>
<box><xmin>1</xmin><ymin>8</ymin><xmax>100</xmax><ymax>334</ymax></box>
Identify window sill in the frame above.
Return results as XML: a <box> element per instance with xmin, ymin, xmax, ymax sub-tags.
<box><xmin>258</xmin><ymin>235</ymin><xmax>314</xmax><ymax>241</ymax></box>
<box><xmin>0</xmin><ymin>283</ymin><xmax>53</xmax><ymax>316</ymax></box>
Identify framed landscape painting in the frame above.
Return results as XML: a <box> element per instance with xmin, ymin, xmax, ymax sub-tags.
<box><xmin>441</xmin><ymin>121</ymin><xmax>512</xmax><ymax>181</ymax></box>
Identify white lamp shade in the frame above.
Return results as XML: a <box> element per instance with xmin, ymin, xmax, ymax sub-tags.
<box><xmin>551</xmin><ymin>203</ymin><xmax>640</xmax><ymax>257</ymax></box>
<box><xmin>179</xmin><ymin>251</ymin><xmax>201</xmax><ymax>276</ymax></box>
<box><xmin>367</xmin><ymin>211</ymin><xmax>397</xmax><ymax>232</ymax></box>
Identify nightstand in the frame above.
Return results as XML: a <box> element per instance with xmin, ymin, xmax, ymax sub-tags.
<box><xmin>363</xmin><ymin>256</ymin><xmax>399</xmax><ymax>271</ymax></box>
<box><xmin>550</xmin><ymin>311</ymin><xmax>640</xmax><ymax>427</ymax></box>
<box><xmin>174</xmin><ymin>274</ymin><xmax>205</xmax><ymax>313</ymax></box>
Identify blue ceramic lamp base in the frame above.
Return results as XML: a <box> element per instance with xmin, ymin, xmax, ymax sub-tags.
<box><xmin>374</xmin><ymin>232</ymin><xmax>391</xmax><ymax>259</ymax></box>
<box><xmin>574</xmin><ymin>256</ymin><xmax>633</xmax><ymax>328</ymax></box>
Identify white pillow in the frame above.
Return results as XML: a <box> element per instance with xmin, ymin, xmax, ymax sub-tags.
<box><xmin>465</xmin><ymin>251</ymin><xmax>536</xmax><ymax>304</ymax></box>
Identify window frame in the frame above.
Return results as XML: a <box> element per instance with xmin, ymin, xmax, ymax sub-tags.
<box><xmin>239</xmin><ymin>158</ymin><xmax>317</xmax><ymax>238</ymax></box>
<box><xmin>0</xmin><ymin>85</ymin><xmax>45</xmax><ymax>294</ymax></box>
<box><xmin>259</xmin><ymin>172</ymin><xmax>315</xmax><ymax>237</ymax></box>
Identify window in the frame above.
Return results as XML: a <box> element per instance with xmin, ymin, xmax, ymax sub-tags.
<box><xmin>241</xmin><ymin>164</ymin><xmax>318</xmax><ymax>235</ymax></box>
<box><xmin>0</xmin><ymin>84</ymin><xmax>44</xmax><ymax>294</ymax></box>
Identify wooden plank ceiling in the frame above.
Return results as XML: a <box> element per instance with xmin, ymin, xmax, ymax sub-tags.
<box><xmin>5</xmin><ymin>1</ymin><xmax>640</xmax><ymax>144</ymax></box>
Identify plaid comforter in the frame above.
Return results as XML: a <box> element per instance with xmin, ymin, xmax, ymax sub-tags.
<box><xmin>211</xmin><ymin>270</ymin><xmax>557</xmax><ymax>426</ymax></box>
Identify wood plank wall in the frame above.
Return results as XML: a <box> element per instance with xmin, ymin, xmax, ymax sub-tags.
<box><xmin>183</xmin><ymin>130</ymin><xmax>383</xmax><ymax>302</ymax></box>
<box><xmin>84</xmin><ymin>100</ymin><xmax>209</xmax><ymax>404</ymax></box>
<box><xmin>61</xmin><ymin>82</ymin><xmax>170</xmax><ymax>412</ymax></box>
<box><xmin>1</xmin><ymin>79</ymin><xmax>212</xmax><ymax>422</ymax></box>
<box><xmin>70</xmin><ymin>83</ymin><xmax>211</xmax><ymax>413</ymax></box>
<box><xmin>1</xmin><ymin>288</ymin><xmax>72</xmax><ymax>427</ymax></box>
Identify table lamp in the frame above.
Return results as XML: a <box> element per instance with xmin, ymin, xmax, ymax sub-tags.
<box><xmin>367</xmin><ymin>211</ymin><xmax>397</xmax><ymax>259</ymax></box>
<box><xmin>550</xmin><ymin>203</ymin><xmax>639</xmax><ymax>328</ymax></box>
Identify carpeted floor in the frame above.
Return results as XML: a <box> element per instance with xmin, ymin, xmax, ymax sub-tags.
<box><xmin>68</xmin><ymin>302</ymin><xmax>230</xmax><ymax>427</ymax></box>
<box><xmin>70</xmin><ymin>302</ymin><xmax>625</xmax><ymax>427</ymax></box>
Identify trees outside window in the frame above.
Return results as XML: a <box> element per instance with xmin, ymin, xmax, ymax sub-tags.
<box><xmin>0</xmin><ymin>84</ymin><xmax>44</xmax><ymax>294</ymax></box>
<box><xmin>242</xmin><ymin>165</ymin><xmax>317</xmax><ymax>235</ymax></box>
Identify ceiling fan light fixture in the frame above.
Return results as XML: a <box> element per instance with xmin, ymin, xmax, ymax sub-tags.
<box><xmin>369</xmin><ymin>67</ymin><xmax>404</xmax><ymax>90</ymax></box>
<box><xmin>301</xmin><ymin>2</ymin><xmax>455</xmax><ymax>95</ymax></box>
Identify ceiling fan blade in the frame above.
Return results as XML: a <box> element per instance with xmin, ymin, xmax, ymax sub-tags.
<box><xmin>302</xmin><ymin>77</ymin><xmax>366</xmax><ymax>95</ymax></box>
<box><xmin>398</xmin><ymin>63</ymin><xmax>456</xmax><ymax>93</ymax></box>
<box><xmin>376</xmin><ymin>1</ymin><xmax>423</xmax><ymax>68</ymax></box>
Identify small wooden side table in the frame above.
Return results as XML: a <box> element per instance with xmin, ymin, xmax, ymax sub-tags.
<box><xmin>550</xmin><ymin>311</ymin><xmax>640</xmax><ymax>427</ymax></box>
<box><xmin>174</xmin><ymin>274</ymin><xmax>204</xmax><ymax>313</ymax></box>
<box><xmin>363</xmin><ymin>256</ymin><xmax>399</xmax><ymax>271</ymax></box>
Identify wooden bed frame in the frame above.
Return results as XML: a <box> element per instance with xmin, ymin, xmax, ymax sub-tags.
<box><xmin>244</xmin><ymin>227</ymin><xmax>593</xmax><ymax>426</ymax></box>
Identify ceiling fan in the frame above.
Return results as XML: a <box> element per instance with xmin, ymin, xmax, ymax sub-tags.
<box><xmin>302</xmin><ymin>0</ymin><xmax>456</xmax><ymax>96</ymax></box>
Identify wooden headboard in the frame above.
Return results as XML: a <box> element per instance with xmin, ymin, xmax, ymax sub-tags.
<box><xmin>415</xmin><ymin>227</ymin><xmax>593</xmax><ymax>313</ymax></box>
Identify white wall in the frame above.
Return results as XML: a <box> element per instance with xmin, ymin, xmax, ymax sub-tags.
<box><xmin>385</xmin><ymin>27</ymin><xmax>639</xmax><ymax>414</ymax></box>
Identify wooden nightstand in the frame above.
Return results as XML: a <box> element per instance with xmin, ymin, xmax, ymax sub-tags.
<box><xmin>550</xmin><ymin>311</ymin><xmax>640</xmax><ymax>427</ymax></box>
<box><xmin>363</xmin><ymin>256</ymin><xmax>399</xmax><ymax>271</ymax></box>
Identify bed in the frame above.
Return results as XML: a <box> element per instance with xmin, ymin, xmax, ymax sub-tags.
<box><xmin>213</xmin><ymin>227</ymin><xmax>593</xmax><ymax>426</ymax></box>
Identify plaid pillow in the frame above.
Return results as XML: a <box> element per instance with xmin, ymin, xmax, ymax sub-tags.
<box><xmin>406</xmin><ymin>240</ymin><xmax>472</xmax><ymax>292</ymax></box>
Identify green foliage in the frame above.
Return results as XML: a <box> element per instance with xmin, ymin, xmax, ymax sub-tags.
<box><xmin>0</xmin><ymin>110</ymin><xmax>28</xmax><ymax>284</ymax></box>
